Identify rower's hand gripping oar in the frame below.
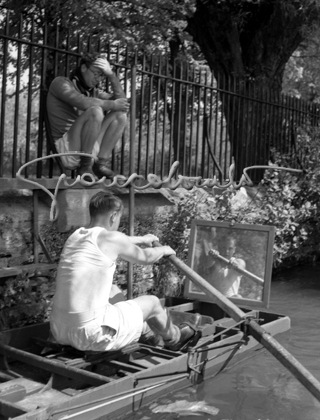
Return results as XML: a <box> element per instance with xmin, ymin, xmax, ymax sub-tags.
<box><xmin>153</xmin><ymin>241</ymin><xmax>320</xmax><ymax>402</ymax></box>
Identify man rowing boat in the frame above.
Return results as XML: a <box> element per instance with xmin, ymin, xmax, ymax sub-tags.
<box><xmin>50</xmin><ymin>191</ymin><xmax>198</xmax><ymax>352</ymax></box>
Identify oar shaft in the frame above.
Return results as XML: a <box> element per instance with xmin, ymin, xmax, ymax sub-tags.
<box><xmin>209</xmin><ymin>250</ymin><xmax>264</xmax><ymax>285</ymax></box>
<box><xmin>249</xmin><ymin>321</ymin><xmax>320</xmax><ymax>401</ymax></box>
<box><xmin>162</xmin><ymin>247</ymin><xmax>245</xmax><ymax>322</ymax></box>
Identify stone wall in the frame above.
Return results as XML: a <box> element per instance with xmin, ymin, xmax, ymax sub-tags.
<box><xmin>0</xmin><ymin>188</ymin><xmax>177</xmax><ymax>268</ymax></box>
<box><xmin>0</xmin><ymin>190</ymin><xmax>50</xmax><ymax>267</ymax></box>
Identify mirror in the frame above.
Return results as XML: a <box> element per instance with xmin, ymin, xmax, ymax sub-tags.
<box><xmin>184</xmin><ymin>220</ymin><xmax>275</xmax><ymax>308</ymax></box>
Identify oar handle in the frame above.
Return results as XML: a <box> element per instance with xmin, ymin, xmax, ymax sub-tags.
<box><xmin>153</xmin><ymin>240</ymin><xmax>245</xmax><ymax>322</ymax></box>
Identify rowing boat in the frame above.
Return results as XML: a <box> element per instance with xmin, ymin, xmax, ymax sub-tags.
<box><xmin>0</xmin><ymin>291</ymin><xmax>290</xmax><ymax>420</ymax></box>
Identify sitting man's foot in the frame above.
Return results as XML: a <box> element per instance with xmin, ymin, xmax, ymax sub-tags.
<box><xmin>77</xmin><ymin>156</ymin><xmax>97</xmax><ymax>182</ymax></box>
<box><xmin>93</xmin><ymin>158</ymin><xmax>116</xmax><ymax>179</ymax></box>
<box><xmin>76</xmin><ymin>165</ymin><xmax>97</xmax><ymax>183</ymax></box>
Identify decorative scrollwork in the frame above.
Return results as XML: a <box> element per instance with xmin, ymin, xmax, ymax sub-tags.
<box><xmin>16</xmin><ymin>153</ymin><xmax>303</xmax><ymax>222</ymax></box>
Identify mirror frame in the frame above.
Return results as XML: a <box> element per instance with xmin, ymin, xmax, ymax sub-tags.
<box><xmin>184</xmin><ymin>220</ymin><xmax>275</xmax><ymax>308</ymax></box>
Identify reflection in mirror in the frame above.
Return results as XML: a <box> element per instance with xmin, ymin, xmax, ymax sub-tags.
<box><xmin>185</xmin><ymin>221</ymin><xmax>275</xmax><ymax>308</ymax></box>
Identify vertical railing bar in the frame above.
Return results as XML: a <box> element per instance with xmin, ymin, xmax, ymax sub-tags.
<box><xmin>290</xmin><ymin>95</ymin><xmax>296</xmax><ymax>167</ymax></box>
<box><xmin>12</xmin><ymin>15</ymin><xmax>23</xmax><ymax>177</ymax></box>
<box><xmin>127</xmin><ymin>52</ymin><xmax>137</xmax><ymax>301</ymax></box>
<box><xmin>296</xmin><ymin>96</ymin><xmax>303</xmax><ymax>165</ymax></box>
<box><xmin>218</xmin><ymin>74</ymin><xmax>225</xmax><ymax>175</ymax></box>
<box><xmin>47</xmin><ymin>21</ymin><xmax>59</xmax><ymax>178</ymax></box>
<box><xmin>153</xmin><ymin>54</ymin><xmax>161</xmax><ymax>174</ymax></box>
<box><xmin>250</xmin><ymin>82</ymin><xmax>257</xmax><ymax>178</ymax></box>
<box><xmin>202</xmin><ymin>69</ymin><xmax>208</xmax><ymax>178</ymax></box>
<box><xmin>0</xmin><ymin>12</ymin><xmax>10</xmax><ymax>177</ymax></box>
<box><xmin>189</xmin><ymin>66</ymin><xmax>195</xmax><ymax>176</ymax></box>
<box><xmin>254</xmin><ymin>85</ymin><xmax>263</xmax><ymax>181</ymax></box>
<box><xmin>168</xmin><ymin>58</ymin><xmax>176</xmax><ymax>170</ymax></box>
<box><xmin>225</xmin><ymin>75</ymin><xmax>232</xmax><ymax>179</ymax></box>
<box><xmin>249</xmin><ymin>82</ymin><xmax>257</xmax><ymax>180</ymax></box>
<box><xmin>36</xmin><ymin>20</ymin><xmax>48</xmax><ymax>178</ymax></box>
<box><xmin>259</xmin><ymin>87</ymin><xmax>266</xmax><ymax>173</ymax></box>
<box><xmin>121</xmin><ymin>45</ymin><xmax>129</xmax><ymax>176</ymax></box>
<box><xmin>25</xmin><ymin>16</ymin><xmax>35</xmax><ymax>178</ymax></box>
<box><xmin>281</xmin><ymin>94</ymin><xmax>291</xmax><ymax>154</ymax></box>
<box><xmin>270</xmin><ymin>88</ymin><xmax>276</xmax><ymax>160</ymax></box>
<box><xmin>195</xmin><ymin>68</ymin><xmax>202</xmax><ymax>177</ymax></box>
<box><xmin>213</xmin><ymin>72</ymin><xmax>219</xmax><ymax>175</ymax></box>
<box><xmin>137</xmin><ymin>52</ymin><xmax>146</xmax><ymax>175</ymax></box>
<box><xmin>161</xmin><ymin>55</ymin><xmax>168</xmax><ymax>177</ymax></box>
<box><xmin>145</xmin><ymin>54</ymin><xmax>154</xmax><ymax>176</ymax></box>
<box><xmin>232</xmin><ymin>78</ymin><xmax>240</xmax><ymax>180</ymax></box>
<box><xmin>208</xmin><ymin>71</ymin><xmax>215</xmax><ymax>177</ymax></box>
<box><xmin>182</xmin><ymin>65</ymin><xmax>189</xmax><ymax>176</ymax></box>
<box><xmin>175</xmin><ymin>60</ymin><xmax>182</xmax><ymax>168</ymax></box>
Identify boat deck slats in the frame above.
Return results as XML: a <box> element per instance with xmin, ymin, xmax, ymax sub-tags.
<box><xmin>0</xmin><ymin>342</ymin><xmax>114</xmax><ymax>387</ymax></box>
<box><xmin>104</xmin><ymin>360</ymin><xmax>145</xmax><ymax>373</ymax></box>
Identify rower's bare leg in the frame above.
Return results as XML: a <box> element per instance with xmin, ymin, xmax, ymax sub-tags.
<box><xmin>133</xmin><ymin>295</ymin><xmax>179</xmax><ymax>343</ymax></box>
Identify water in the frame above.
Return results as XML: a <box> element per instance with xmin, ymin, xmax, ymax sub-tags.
<box><xmin>127</xmin><ymin>263</ymin><xmax>320</xmax><ymax>420</ymax></box>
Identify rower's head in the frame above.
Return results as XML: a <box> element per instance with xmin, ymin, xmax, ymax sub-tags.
<box><xmin>220</xmin><ymin>236</ymin><xmax>237</xmax><ymax>258</ymax></box>
<box><xmin>89</xmin><ymin>191</ymin><xmax>124</xmax><ymax>231</ymax></box>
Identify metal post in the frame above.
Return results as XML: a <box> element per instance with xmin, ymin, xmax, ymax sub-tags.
<box><xmin>33</xmin><ymin>190</ymin><xmax>39</xmax><ymax>264</ymax></box>
<box><xmin>127</xmin><ymin>52</ymin><xmax>137</xmax><ymax>300</ymax></box>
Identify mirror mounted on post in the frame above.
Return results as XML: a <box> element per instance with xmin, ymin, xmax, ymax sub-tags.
<box><xmin>184</xmin><ymin>220</ymin><xmax>275</xmax><ymax>308</ymax></box>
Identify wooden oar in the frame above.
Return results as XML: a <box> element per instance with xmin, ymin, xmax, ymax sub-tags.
<box><xmin>208</xmin><ymin>249</ymin><xmax>264</xmax><ymax>285</ymax></box>
<box><xmin>154</xmin><ymin>241</ymin><xmax>320</xmax><ymax>402</ymax></box>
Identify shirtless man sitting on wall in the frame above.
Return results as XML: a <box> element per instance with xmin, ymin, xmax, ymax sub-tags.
<box><xmin>50</xmin><ymin>191</ymin><xmax>197</xmax><ymax>352</ymax></box>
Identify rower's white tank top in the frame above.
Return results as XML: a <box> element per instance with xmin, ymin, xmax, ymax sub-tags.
<box><xmin>52</xmin><ymin>226</ymin><xmax>116</xmax><ymax>313</ymax></box>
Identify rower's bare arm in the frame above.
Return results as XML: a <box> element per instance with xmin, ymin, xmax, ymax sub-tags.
<box><xmin>118</xmin><ymin>233</ymin><xmax>174</xmax><ymax>264</ymax></box>
<box><xmin>97</xmin><ymin>230</ymin><xmax>174</xmax><ymax>264</ymax></box>
<box><xmin>128</xmin><ymin>234</ymin><xmax>159</xmax><ymax>247</ymax></box>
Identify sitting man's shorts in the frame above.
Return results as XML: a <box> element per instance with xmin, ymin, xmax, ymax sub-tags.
<box><xmin>50</xmin><ymin>300</ymin><xmax>144</xmax><ymax>352</ymax></box>
<box><xmin>55</xmin><ymin>131</ymin><xmax>100</xmax><ymax>170</ymax></box>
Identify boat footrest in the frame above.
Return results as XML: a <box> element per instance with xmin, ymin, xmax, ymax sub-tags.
<box><xmin>168</xmin><ymin>309</ymin><xmax>214</xmax><ymax>329</ymax></box>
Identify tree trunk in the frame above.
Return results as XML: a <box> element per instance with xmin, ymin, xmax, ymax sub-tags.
<box><xmin>186</xmin><ymin>0</ymin><xmax>319</xmax><ymax>180</ymax></box>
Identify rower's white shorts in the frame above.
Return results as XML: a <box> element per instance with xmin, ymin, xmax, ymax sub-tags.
<box><xmin>54</xmin><ymin>131</ymin><xmax>99</xmax><ymax>170</ymax></box>
<box><xmin>50</xmin><ymin>300</ymin><xmax>144</xmax><ymax>352</ymax></box>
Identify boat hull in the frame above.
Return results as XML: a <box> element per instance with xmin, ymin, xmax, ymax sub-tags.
<box><xmin>0</xmin><ymin>298</ymin><xmax>290</xmax><ymax>420</ymax></box>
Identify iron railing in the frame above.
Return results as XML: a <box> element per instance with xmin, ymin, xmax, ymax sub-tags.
<box><xmin>1</xmin><ymin>13</ymin><xmax>320</xmax><ymax>183</ymax></box>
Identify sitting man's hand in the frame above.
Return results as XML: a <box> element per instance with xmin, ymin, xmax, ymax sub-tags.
<box><xmin>114</xmin><ymin>98</ymin><xmax>130</xmax><ymax>112</ymax></box>
<box><xmin>141</xmin><ymin>234</ymin><xmax>159</xmax><ymax>247</ymax></box>
<box><xmin>93</xmin><ymin>56</ymin><xmax>113</xmax><ymax>76</ymax></box>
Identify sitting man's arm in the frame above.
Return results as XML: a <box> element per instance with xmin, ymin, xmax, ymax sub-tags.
<box><xmin>50</xmin><ymin>75</ymin><xmax>128</xmax><ymax>113</ymax></box>
<box><xmin>93</xmin><ymin>55</ymin><xmax>127</xmax><ymax>100</ymax></box>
